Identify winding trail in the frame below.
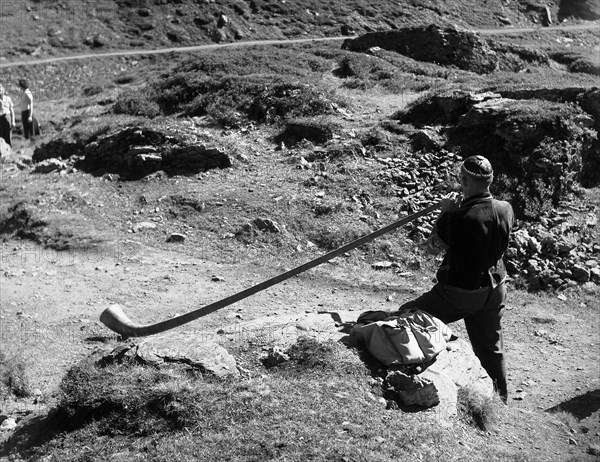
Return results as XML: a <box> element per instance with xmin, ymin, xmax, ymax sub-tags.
<box><xmin>0</xmin><ymin>23</ymin><xmax>597</xmax><ymax>68</ymax></box>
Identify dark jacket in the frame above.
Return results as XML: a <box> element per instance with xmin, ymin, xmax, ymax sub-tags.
<box><xmin>435</xmin><ymin>192</ymin><xmax>514</xmax><ymax>290</ymax></box>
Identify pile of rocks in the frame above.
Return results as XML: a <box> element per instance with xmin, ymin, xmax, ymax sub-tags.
<box><xmin>373</xmin><ymin>142</ymin><xmax>599</xmax><ymax>292</ymax></box>
<box><xmin>395</xmin><ymin>89</ymin><xmax>599</xmax><ymax>219</ymax></box>
<box><xmin>32</xmin><ymin>126</ymin><xmax>232</xmax><ymax>179</ymax></box>
<box><xmin>506</xmin><ymin>210</ymin><xmax>600</xmax><ymax>290</ymax></box>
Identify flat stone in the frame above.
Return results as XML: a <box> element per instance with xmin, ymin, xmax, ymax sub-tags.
<box><xmin>33</xmin><ymin>158</ymin><xmax>68</xmax><ymax>173</ymax></box>
<box><xmin>132</xmin><ymin>222</ymin><xmax>157</xmax><ymax>232</ymax></box>
<box><xmin>134</xmin><ymin>332</ymin><xmax>238</xmax><ymax>377</ymax></box>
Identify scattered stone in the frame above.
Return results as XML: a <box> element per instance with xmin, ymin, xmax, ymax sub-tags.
<box><xmin>262</xmin><ymin>346</ymin><xmax>290</xmax><ymax>368</ymax></box>
<box><xmin>588</xmin><ymin>444</ymin><xmax>600</xmax><ymax>456</ymax></box>
<box><xmin>0</xmin><ymin>418</ymin><xmax>17</xmax><ymax>431</ymax></box>
<box><xmin>166</xmin><ymin>233</ymin><xmax>186</xmax><ymax>243</ymax></box>
<box><xmin>33</xmin><ymin>158</ymin><xmax>68</xmax><ymax>173</ymax></box>
<box><xmin>571</xmin><ymin>264</ymin><xmax>591</xmax><ymax>282</ymax></box>
<box><xmin>217</xmin><ymin>13</ymin><xmax>228</xmax><ymax>28</ymax></box>
<box><xmin>253</xmin><ymin>218</ymin><xmax>281</xmax><ymax>233</ymax></box>
<box><xmin>340</xmin><ymin>24</ymin><xmax>355</xmax><ymax>36</ymax></box>
<box><xmin>92</xmin><ymin>34</ymin><xmax>108</xmax><ymax>47</ymax></box>
<box><xmin>371</xmin><ymin>261</ymin><xmax>395</xmax><ymax>270</ymax></box>
<box><xmin>132</xmin><ymin>222</ymin><xmax>157</xmax><ymax>233</ymax></box>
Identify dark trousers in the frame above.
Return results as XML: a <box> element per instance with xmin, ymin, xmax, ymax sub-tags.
<box><xmin>399</xmin><ymin>282</ymin><xmax>508</xmax><ymax>401</ymax></box>
<box><xmin>0</xmin><ymin>115</ymin><xmax>11</xmax><ymax>146</ymax></box>
<box><xmin>21</xmin><ymin>110</ymin><xmax>33</xmax><ymax>139</ymax></box>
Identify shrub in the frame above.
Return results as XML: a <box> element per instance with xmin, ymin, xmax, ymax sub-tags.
<box><xmin>550</xmin><ymin>50</ymin><xmax>600</xmax><ymax>76</ymax></box>
<box><xmin>458</xmin><ymin>387</ymin><xmax>500</xmax><ymax>431</ymax></box>
<box><xmin>307</xmin><ymin>219</ymin><xmax>370</xmax><ymax>251</ymax></box>
<box><xmin>113</xmin><ymin>93</ymin><xmax>161</xmax><ymax>117</ymax></box>
<box><xmin>82</xmin><ymin>85</ymin><xmax>103</xmax><ymax>96</ymax></box>
<box><xmin>58</xmin><ymin>362</ymin><xmax>214</xmax><ymax>435</ymax></box>
<box><xmin>114</xmin><ymin>74</ymin><xmax>136</xmax><ymax>84</ymax></box>
<box><xmin>274</xmin><ymin>116</ymin><xmax>341</xmax><ymax>146</ymax></box>
<box><xmin>0</xmin><ymin>351</ymin><xmax>31</xmax><ymax>399</ymax></box>
<box><xmin>568</xmin><ymin>58</ymin><xmax>600</xmax><ymax>76</ymax></box>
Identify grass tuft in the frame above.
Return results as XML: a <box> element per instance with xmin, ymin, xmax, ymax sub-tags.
<box><xmin>458</xmin><ymin>386</ymin><xmax>501</xmax><ymax>431</ymax></box>
<box><xmin>0</xmin><ymin>351</ymin><xmax>31</xmax><ymax>399</ymax></box>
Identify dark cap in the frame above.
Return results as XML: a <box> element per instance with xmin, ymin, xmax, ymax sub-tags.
<box><xmin>461</xmin><ymin>155</ymin><xmax>493</xmax><ymax>179</ymax></box>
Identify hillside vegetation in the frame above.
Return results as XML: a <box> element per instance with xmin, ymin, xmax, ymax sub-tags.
<box><xmin>0</xmin><ymin>0</ymin><xmax>598</xmax><ymax>61</ymax></box>
<box><xmin>0</xmin><ymin>1</ymin><xmax>599</xmax><ymax>461</ymax></box>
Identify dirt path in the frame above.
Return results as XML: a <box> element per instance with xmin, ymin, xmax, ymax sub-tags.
<box><xmin>1</xmin><ymin>23</ymin><xmax>597</xmax><ymax>68</ymax></box>
<box><xmin>0</xmin><ymin>238</ymin><xmax>400</xmax><ymax>402</ymax></box>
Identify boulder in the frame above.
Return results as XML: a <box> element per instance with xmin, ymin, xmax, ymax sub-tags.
<box><xmin>385</xmin><ymin>338</ymin><xmax>492</xmax><ymax>413</ymax></box>
<box><xmin>387</xmin><ymin>369</ymin><xmax>457</xmax><ymax>411</ymax></box>
<box><xmin>428</xmin><ymin>338</ymin><xmax>493</xmax><ymax>398</ymax></box>
<box><xmin>446</xmin><ymin>96</ymin><xmax>597</xmax><ymax>218</ymax></box>
<box><xmin>342</xmin><ymin>25</ymin><xmax>499</xmax><ymax>74</ymax></box>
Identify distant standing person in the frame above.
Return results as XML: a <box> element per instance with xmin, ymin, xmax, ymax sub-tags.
<box><xmin>0</xmin><ymin>84</ymin><xmax>15</xmax><ymax>147</ymax></box>
<box><xmin>18</xmin><ymin>79</ymin><xmax>35</xmax><ymax>142</ymax></box>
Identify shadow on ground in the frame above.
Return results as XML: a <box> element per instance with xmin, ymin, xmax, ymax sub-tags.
<box><xmin>545</xmin><ymin>389</ymin><xmax>600</xmax><ymax>419</ymax></box>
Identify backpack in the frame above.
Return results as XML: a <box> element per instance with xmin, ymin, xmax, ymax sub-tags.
<box><xmin>351</xmin><ymin>309</ymin><xmax>452</xmax><ymax>366</ymax></box>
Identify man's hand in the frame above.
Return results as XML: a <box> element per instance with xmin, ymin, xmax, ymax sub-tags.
<box><xmin>439</xmin><ymin>192</ymin><xmax>462</xmax><ymax>213</ymax></box>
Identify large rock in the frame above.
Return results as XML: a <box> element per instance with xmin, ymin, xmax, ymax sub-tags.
<box><xmin>103</xmin><ymin>332</ymin><xmax>239</xmax><ymax>378</ymax></box>
<box><xmin>447</xmin><ymin>96</ymin><xmax>597</xmax><ymax>218</ymax></box>
<box><xmin>387</xmin><ymin>368</ymin><xmax>458</xmax><ymax>411</ymax></box>
<box><xmin>342</xmin><ymin>25</ymin><xmax>499</xmax><ymax>74</ymax></box>
<box><xmin>385</xmin><ymin>338</ymin><xmax>493</xmax><ymax>413</ymax></box>
<box><xmin>395</xmin><ymin>91</ymin><xmax>501</xmax><ymax>127</ymax></box>
<box><xmin>34</xmin><ymin>126</ymin><xmax>233</xmax><ymax>179</ymax></box>
<box><xmin>80</xmin><ymin>127</ymin><xmax>171</xmax><ymax>178</ymax></box>
<box><xmin>428</xmin><ymin>338</ymin><xmax>493</xmax><ymax>398</ymax></box>
<box><xmin>559</xmin><ymin>0</ymin><xmax>600</xmax><ymax>20</ymax></box>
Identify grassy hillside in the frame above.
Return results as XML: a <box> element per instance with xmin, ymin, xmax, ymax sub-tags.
<box><xmin>0</xmin><ymin>2</ymin><xmax>599</xmax><ymax>461</ymax></box>
<box><xmin>0</xmin><ymin>0</ymin><xmax>590</xmax><ymax>62</ymax></box>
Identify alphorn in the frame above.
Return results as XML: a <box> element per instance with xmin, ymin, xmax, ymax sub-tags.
<box><xmin>100</xmin><ymin>202</ymin><xmax>441</xmax><ymax>337</ymax></box>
